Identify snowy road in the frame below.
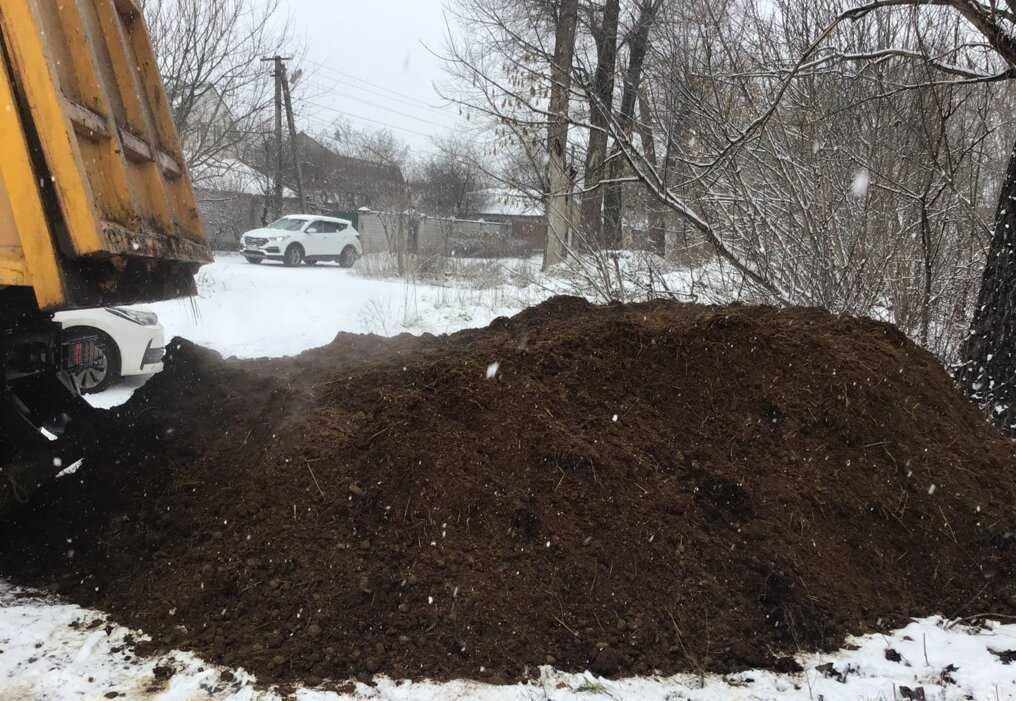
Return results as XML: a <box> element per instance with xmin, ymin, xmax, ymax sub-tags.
<box><xmin>5</xmin><ymin>255</ymin><xmax>1016</xmax><ymax>698</ymax></box>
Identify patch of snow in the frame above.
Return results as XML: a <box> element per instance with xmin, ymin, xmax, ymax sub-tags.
<box><xmin>85</xmin><ymin>375</ymin><xmax>152</xmax><ymax>410</ymax></box>
<box><xmin>3</xmin><ymin>581</ymin><xmax>1016</xmax><ymax>700</ymax></box>
<box><xmin>55</xmin><ymin>459</ymin><xmax>84</xmax><ymax>479</ymax></box>
<box><xmin>83</xmin><ymin>254</ymin><xmax>549</xmax><ymax>408</ymax></box>
<box><xmin>150</xmin><ymin>254</ymin><xmax>541</xmax><ymax>360</ymax></box>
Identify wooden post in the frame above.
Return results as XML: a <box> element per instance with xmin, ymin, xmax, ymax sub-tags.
<box><xmin>261</xmin><ymin>55</ymin><xmax>294</xmax><ymax>217</ymax></box>
<box><xmin>272</xmin><ymin>57</ymin><xmax>284</xmax><ymax>217</ymax></box>
<box><xmin>280</xmin><ymin>63</ymin><xmax>306</xmax><ymax>210</ymax></box>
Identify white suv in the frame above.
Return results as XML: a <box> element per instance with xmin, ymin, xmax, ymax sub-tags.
<box><xmin>240</xmin><ymin>215</ymin><xmax>363</xmax><ymax>267</ymax></box>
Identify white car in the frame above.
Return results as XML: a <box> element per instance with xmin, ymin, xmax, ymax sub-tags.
<box><xmin>240</xmin><ymin>215</ymin><xmax>363</xmax><ymax>267</ymax></box>
<box><xmin>54</xmin><ymin>308</ymin><xmax>166</xmax><ymax>394</ymax></box>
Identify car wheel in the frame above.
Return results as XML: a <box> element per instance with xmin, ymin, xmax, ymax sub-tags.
<box><xmin>245</xmin><ymin>256</ymin><xmax>263</xmax><ymax>265</ymax></box>
<box><xmin>284</xmin><ymin>244</ymin><xmax>305</xmax><ymax>267</ymax></box>
<box><xmin>63</xmin><ymin>328</ymin><xmax>121</xmax><ymax>395</ymax></box>
<box><xmin>339</xmin><ymin>246</ymin><xmax>360</xmax><ymax>268</ymax></box>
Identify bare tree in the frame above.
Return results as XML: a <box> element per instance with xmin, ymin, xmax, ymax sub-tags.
<box><xmin>679</xmin><ymin>0</ymin><xmax>1016</xmax><ymax>428</ymax></box>
<box><xmin>544</xmin><ymin>0</ymin><xmax>582</xmax><ymax>269</ymax></box>
<box><xmin>579</xmin><ymin>0</ymin><xmax>621</xmax><ymax>244</ymax></box>
<box><xmin>322</xmin><ymin>118</ymin><xmax>412</xmax><ymax>172</ymax></box>
<box><xmin>443</xmin><ymin>0</ymin><xmax>1016</xmax><ymax>437</ymax></box>
<box><xmin>141</xmin><ymin>0</ymin><xmax>296</xmax><ymax>180</ymax></box>
<box><xmin>416</xmin><ymin>136</ymin><xmax>487</xmax><ymax>216</ymax></box>
<box><xmin>601</xmin><ymin>0</ymin><xmax>661</xmax><ymax>248</ymax></box>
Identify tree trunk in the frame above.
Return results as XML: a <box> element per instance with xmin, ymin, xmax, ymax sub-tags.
<box><xmin>602</xmin><ymin>0</ymin><xmax>658</xmax><ymax>249</ymax></box>
<box><xmin>959</xmin><ymin>133</ymin><xmax>1016</xmax><ymax>431</ymax></box>
<box><xmin>637</xmin><ymin>91</ymin><xmax>666</xmax><ymax>257</ymax></box>
<box><xmin>919</xmin><ymin>199</ymin><xmax>933</xmax><ymax>348</ymax></box>
<box><xmin>543</xmin><ymin>0</ymin><xmax>581</xmax><ymax>271</ymax></box>
<box><xmin>580</xmin><ymin>0</ymin><xmax>621</xmax><ymax>248</ymax></box>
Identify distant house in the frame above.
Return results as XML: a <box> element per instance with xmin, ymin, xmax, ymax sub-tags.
<box><xmin>190</xmin><ymin>131</ymin><xmax>408</xmax><ymax>250</ymax></box>
<box><xmin>191</xmin><ymin>157</ymin><xmax>290</xmax><ymax>199</ymax></box>
<box><xmin>462</xmin><ymin>188</ymin><xmax>547</xmax><ymax>253</ymax></box>
<box><xmin>291</xmin><ymin>133</ymin><xmax>405</xmax><ymax>210</ymax></box>
<box><xmin>462</xmin><ymin>188</ymin><xmax>544</xmax><ymax>223</ymax></box>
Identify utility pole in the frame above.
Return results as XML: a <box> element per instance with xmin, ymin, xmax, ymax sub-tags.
<box><xmin>280</xmin><ymin>62</ymin><xmax>305</xmax><ymax>210</ymax></box>
<box><xmin>261</xmin><ymin>55</ymin><xmax>305</xmax><ymax>214</ymax></box>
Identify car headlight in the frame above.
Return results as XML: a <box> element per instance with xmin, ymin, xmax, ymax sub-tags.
<box><xmin>107</xmin><ymin>307</ymin><xmax>159</xmax><ymax>327</ymax></box>
<box><xmin>268</xmin><ymin>235</ymin><xmax>287</xmax><ymax>242</ymax></box>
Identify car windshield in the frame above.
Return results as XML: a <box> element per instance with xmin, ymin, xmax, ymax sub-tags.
<box><xmin>267</xmin><ymin>218</ymin><xmax>306</xmax><ymax>232</ymax></box>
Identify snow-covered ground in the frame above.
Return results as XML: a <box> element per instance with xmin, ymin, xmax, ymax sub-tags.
<box><xmin>147</xmin><ymin>253</ymin><xmax>549</xmax><ymax>360</ymax></box>
<box><xmin>86</xmin><ymin>253</ymin><xmax>548</xmax><ymax>409</ymax></box>
<box><xmin>6</xmin><ymin>253</ymin><xmax>1016</xmax><ymax>698</ymax></box>
<box><xmin>4</xmin><ymin>581</ymin><xmax>1016</xmax><ymax>699</ymax></box>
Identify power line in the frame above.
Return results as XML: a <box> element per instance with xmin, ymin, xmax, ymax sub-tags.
<box><xmin>301</xmin><ymin>101</ymin><xmax>437</xmax><ymax>140</ymax></box>
<box><xmin>300</xmin><ymin>85</ymin><xmax>451</xmax><ymax>130</ymax></box>
<box><xmin>303</xmin><ymin>58</ymin><xmax>441</xmax><ymax>110</ymax></box>
<box><xmin>305</xmin><ymin>65</ymin><xmax>446</xmax><ymax>115</ymax></box>
<box><xmin>304</xmin><ymin>58</ymin><xmax>437</xmax><ymax>107</ymax></box>
<box><xmin>300</xmin><ymin>71</ymin><xmax>451</xmax><ymax>122</ymax></box>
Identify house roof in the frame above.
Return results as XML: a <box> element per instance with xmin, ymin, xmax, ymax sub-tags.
<box><xmin>191</xmin><ymin>157</ymin><xmax>296</xmax><ymax>198</ymax></box>
<box><xmin>295</xmin><ymin>133</ymin><xmax>405</xmax><ymax>188</ymax></box>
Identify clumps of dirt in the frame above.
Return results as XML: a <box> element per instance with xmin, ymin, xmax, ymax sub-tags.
<box><xmin>3</xmin><ymin>297</ymin><xmax>1016</xmax><ymax>688</ymax></box>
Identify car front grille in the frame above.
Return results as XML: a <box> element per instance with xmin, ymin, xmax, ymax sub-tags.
<box><xmin>246</xmin><ymin>237</ymin><xmax>269</xmax><ymax>247</ymax></box>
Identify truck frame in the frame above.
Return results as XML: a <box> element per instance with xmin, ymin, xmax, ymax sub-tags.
<box><xmin>0</xmin><ymin>0</ymin><xmax>211</xmax><ymax>504</ymax></box>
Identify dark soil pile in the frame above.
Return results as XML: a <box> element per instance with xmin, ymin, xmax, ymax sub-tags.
<box><xmin>3</xmin><ymin>297</ymin><xmax>1016</xmax><ymax>688</ymax></box>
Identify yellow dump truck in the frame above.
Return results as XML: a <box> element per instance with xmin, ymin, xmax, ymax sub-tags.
<box><xmin>0</xmin><ymin>0</ymin><xmax>210</xmax><ymax>494</ymax></box>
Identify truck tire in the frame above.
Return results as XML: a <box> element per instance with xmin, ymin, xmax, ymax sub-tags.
<box><xmin>284</xmin><ymin>244</ymin><xmax>305</xmax><ymax>267</ymax></box>
<box><xmin>63</xmin><ymin>327</ymin><xmax>121</xmax><ymax>394</ymax></box>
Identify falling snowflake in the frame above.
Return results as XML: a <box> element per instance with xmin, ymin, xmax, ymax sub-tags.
<box><xmin>486</xmin><ymin>362</ymin><xmax>500</xmax><ymax>379</ymax></box>
<box><xmin>851</xmin><ymin>169</ymin><xmax>870</xmax><ymax>199</ymax></box>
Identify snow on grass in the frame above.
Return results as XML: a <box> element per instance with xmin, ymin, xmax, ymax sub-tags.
<box><xmin>4</xmin><ymin>578</ymin><xmax>1016</xmax><ymax>700</ymax></box>
<box><xmin>82</xmin><ymin>253</ymin><xmax>548</xmax><ymax>409</ymax></box>
<box><xmin>146</xmin><ymin>253</ymin><xmax>546</xmax><ymax>360</ymax></box>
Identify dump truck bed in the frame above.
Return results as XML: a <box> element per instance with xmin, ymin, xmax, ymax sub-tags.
<box><xmin>0</xmin><ymin>0</ymin><xmax>210</xmax><ymax>312</ymax></box>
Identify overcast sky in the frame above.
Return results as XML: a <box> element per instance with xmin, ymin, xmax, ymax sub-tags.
<box><xmin>277</xmin><ymin>0</ymin><xmax>462</xmax><ymax>156</ymax></box>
